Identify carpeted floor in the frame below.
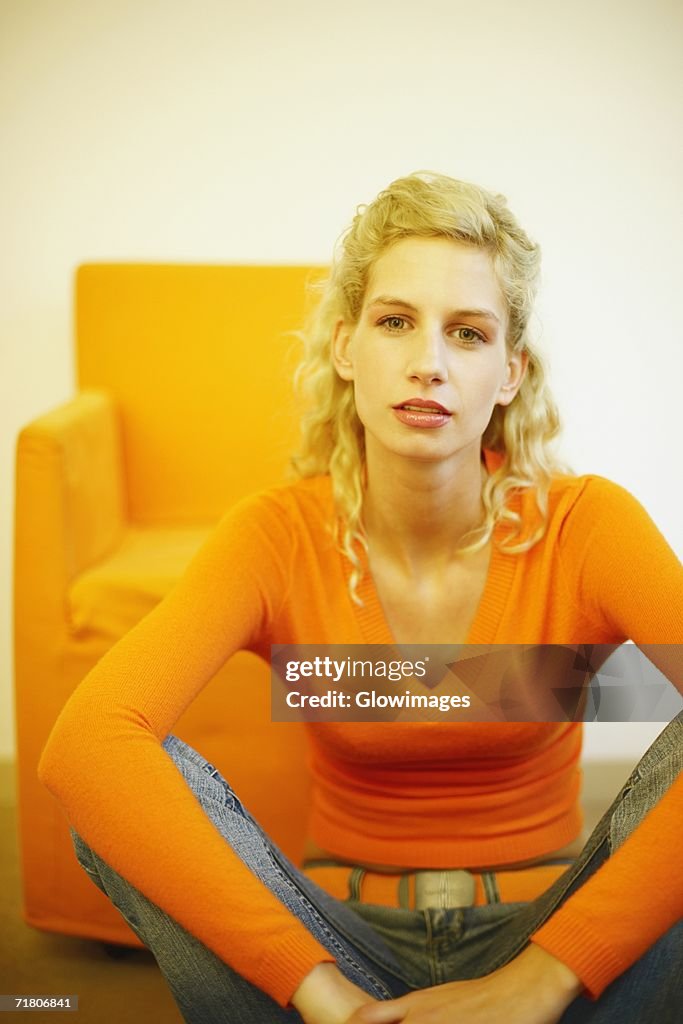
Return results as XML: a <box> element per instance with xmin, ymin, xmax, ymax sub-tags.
<box><xmin>0</xmin><ymin>759</ymin><xmax>635</xmax><ymax>1023</ymax></box>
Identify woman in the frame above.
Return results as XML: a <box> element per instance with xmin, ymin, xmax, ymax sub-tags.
<box><xmin>38</xmin><ymin>172</ymin><xmax>683</xmax><ymax>1024</ymax></box>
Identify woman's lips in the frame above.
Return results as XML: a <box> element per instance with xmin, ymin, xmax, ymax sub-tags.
<box><xmin>392</xmin><ymin>399</ymin><xmax>452</xmax><ymax>429</ymax></box>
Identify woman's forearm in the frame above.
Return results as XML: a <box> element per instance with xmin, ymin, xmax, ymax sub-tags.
<box><xmin>291</xmin><ymin>962</ymin><xmax>374</xmax><ymax>1024</ymax></box>
<box><xmin>520</xmin><ymin>943</ymin><xmax>584</xmax><ymax>1003</ymax></box>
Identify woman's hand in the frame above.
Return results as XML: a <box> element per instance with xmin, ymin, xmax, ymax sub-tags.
<box><xmin>344</xmin><ymin>944</ymin><xmax>583</xmax><ymax>1024</ymax></box>
<box><xmin>291</xmin><ymin>962</ymin><xmax>375</xmax><ymax>1024</ymax></box>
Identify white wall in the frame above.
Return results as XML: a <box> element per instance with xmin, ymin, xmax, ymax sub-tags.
<box><xmin>2</xmin><ymin>0</ymin><xmax>681</xmax><ymax>762</ymax></box>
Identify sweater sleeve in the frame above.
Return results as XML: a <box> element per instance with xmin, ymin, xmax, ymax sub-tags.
<box><xmin>37</xmin><ymin>492</ymin><xmax>335</xmax><ymax>1008</ymax></box>
<box><xmin>555</xmin><ymin>476</ymin><xmax>683</xmax><ymax>642</ymax></box>
<box><xmin>529</xmin><ymin>477</ymin><xmax>683</xmax><ymax>999</ymax></box>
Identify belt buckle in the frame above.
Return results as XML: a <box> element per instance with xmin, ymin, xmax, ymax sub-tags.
<box><xmin>413</xmin><ymin>869</ymin><xmax>476</xmax><ymax>910</ymax></box>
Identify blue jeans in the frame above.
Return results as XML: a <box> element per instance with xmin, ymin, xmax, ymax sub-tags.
<box><xmin>71</xmin><ymin>713</ymin><xmax>683</xmax><ymax>1023</ymax></box>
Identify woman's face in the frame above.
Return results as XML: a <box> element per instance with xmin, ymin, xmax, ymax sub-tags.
<box><xmin>333</xmin><ymin>236</ymin><xmax>527</xmax><ymax>467</ymax></box>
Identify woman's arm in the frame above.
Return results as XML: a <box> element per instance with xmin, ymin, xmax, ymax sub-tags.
<box><xmin>38</xmin><ymin>492</ymin><xmax>336</xmax><ymax>1008</ymax></box>
<box><xmin>529</xmin><ymin>769</ymin><xmax>683</xmax><ymax>998</ymax></box>
<box><xmin>525</xmin><ymin>476</ymin><xmax>683</xmax><ymax>999</ymax></box>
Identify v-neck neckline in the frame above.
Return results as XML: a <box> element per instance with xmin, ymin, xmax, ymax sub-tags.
<box><xmin>341</xmin><ymin>449</ymin><xmax>519</xmax><ymax>646</ymax></box>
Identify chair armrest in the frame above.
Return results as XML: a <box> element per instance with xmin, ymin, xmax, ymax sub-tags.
<box><xmin>14</xmin><ymin>390</ymin><xmax>126</xmax><ymax>623</ymax></box>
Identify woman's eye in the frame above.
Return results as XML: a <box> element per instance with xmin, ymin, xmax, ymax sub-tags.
<box><xmin>379</xmin><ymin>315</ymin><xmax>409</xmax><ymax>332</ymax></box>
<box><xmin>453</xmin><ymin>327</ymin><xmax>484</xmax><ymax>345</ymax></box>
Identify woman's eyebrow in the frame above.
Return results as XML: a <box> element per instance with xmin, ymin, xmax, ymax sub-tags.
<box><xmin>367</xmin><ymin>295</ymin><xmax>501</xmax><ymax>324</ymax></box>
<box><xmin>366</xmin><ymin>295</ymin><xmax>418</xmax><ymax>311</ymax></box>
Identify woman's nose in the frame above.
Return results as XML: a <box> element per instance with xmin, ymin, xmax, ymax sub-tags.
<box><xmin>405</xmin><ymin>327</ymin><xmax>448</xmax><ymax>384</ymax></box>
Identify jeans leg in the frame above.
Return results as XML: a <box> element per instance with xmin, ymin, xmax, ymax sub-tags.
<box><xmin>556</xmin><ymin>712</ymin><xmax>683</xmax><ymax>1023</ymax></box>
<box><xmin>460</xmin><ymin>712</ymin><xmax>683</xmax><ymax>978</ymax></box>
<box><xmin>558</xmin><ymin>912</ymin><xmax>683</xmax><ymax>1023</ymax></box>
<box><xmin>608</xmin><ymin>712</ymin><xmax>683</xmax><ymax>854</ymax></box>
<box><xmin>70</xmin><ymin>715</ymin><xmax>682</xmax><ymax>1022</ymax></box>
<box><xmin>442</xmin><ymin>713</ymin><xmax>683</xmax><ymax>1021</ymax></box>
<box><xmin>70</xmin><ymin>734</ymin><xmax>409</xmax><ymax>1024</ymax></box>
<box><xmin>70</xmin><ymin>830</ymin><xmax>302</xmax><ymax>1024</ymax></box>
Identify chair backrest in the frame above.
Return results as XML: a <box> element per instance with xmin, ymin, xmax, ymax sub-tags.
<box><xmin>76</xmin><ymin>263</ymin><xmax>324</xmax><ymax>523</ymax></box>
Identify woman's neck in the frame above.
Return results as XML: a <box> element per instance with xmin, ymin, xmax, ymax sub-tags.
<box><xmin>362</xmin><ymin>442</ymin><xmax>487</xmax><ymax>572</ymax></box>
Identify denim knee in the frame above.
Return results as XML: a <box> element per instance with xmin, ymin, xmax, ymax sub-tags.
<box><xmin>69</xmin><ymin>735</ymin><xmax>401</xmax><ymax>1011</ymax></box>
<box><xmin>70</xmin><ymin>828</ymin><xmax>297</xmax><ymax>1023</ymax></box>
<box><xmin>559</xmin><ymin>918</ymin><xmax>683</xmax><ymax>1024</ymax></box>
<box><xmin>610</xmin><ymin>713</ymin><xmax>683</xmax><ymax>852</ymax></box>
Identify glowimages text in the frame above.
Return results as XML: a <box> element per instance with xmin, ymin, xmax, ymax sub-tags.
<box><xmin>284</xmin><ymin>689</ymin><xmax>471</xmax><ymax>711</ymax></box>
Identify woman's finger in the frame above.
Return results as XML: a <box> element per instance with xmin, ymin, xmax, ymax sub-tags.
<box><xmin>346</xmin><ymin>997</ymin><xmax>407</xmax><ymax>1023</ymax></box>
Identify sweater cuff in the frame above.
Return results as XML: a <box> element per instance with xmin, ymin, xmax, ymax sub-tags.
<box><xmin>530</xmin><ymin>909</ymin><xmax>627</xmax><ymax>1001</ymax></box>
<box><xmin>255</xmin><ymin>930</ymin><xmax>337</xmax><ymax>1008</ymax></box>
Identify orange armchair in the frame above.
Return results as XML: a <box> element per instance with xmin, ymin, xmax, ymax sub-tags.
<box><xmin>14</xmin><ymin>263</ymin><xmax>321</xmax><ymax>947</ymax></box>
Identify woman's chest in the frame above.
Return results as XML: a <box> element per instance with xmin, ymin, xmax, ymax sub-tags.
<box><xmin>369</xmin><ymin>546</ymin><xmax>492</xmax><ymax>646</ymax></box>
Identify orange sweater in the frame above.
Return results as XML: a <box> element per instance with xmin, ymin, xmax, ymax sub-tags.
<box><xmin>38</xmin><ymin>460</ymin><xmax>683</xmax><ymax>1008</ymax></box>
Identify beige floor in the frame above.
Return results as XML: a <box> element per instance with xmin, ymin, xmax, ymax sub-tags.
<box><xmin>0</xmin><ymin>759</ymin><xmax>635</xmax><ymax>1023</ymax></box>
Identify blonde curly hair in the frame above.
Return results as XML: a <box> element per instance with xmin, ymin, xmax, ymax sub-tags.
<box><xmin>292</xmin><ymin>171</ymin><xmax>565</xmax><ymax>602</ymax></box>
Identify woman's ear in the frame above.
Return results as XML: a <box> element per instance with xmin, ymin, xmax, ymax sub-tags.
<box><xmin>496</xmin><ymin>348</ymin><xmax>529</xmax><ymax>407</ymax></box>
<box><xmin>331</xmin><ymin>318</ymin><xmax>355</xmax><ymax>381</ymax></box>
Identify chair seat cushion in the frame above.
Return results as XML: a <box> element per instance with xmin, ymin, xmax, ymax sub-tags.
<box><xmin>68</xmin><ymin>524</ymin><xmax>212</xmax><ymax>640</ymax></box>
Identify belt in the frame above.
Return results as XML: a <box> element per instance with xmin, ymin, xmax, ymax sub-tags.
<box><xmin>302</xmin><ymin>859</ymin><xmax>577</xmax><ymax>911</ymax></box>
